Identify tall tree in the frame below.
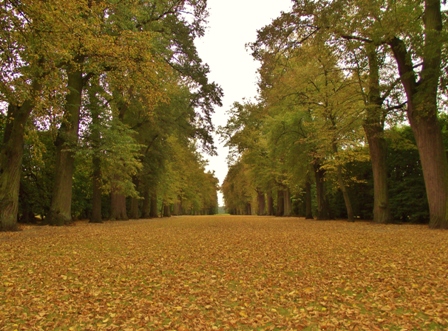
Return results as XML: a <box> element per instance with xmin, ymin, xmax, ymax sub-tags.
<box><xmin>0</xmin><ymin>1</ymin><xmax>65</xmax><ymax>230</ymax></box>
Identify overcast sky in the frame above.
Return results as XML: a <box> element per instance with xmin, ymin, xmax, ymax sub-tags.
<box><xmin>195</xmin><ymin>0</ymin><xmax>292</xmax><ymax>205</ymax></box>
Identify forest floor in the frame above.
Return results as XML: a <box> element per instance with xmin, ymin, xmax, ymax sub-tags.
<box><xmin>1</xmin><ymin>216</ymin><xmax>448</xmax><ymax>331</ymax></box>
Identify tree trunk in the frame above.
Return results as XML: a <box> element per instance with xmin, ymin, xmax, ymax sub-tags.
<box><xmin>276</xmin><ymin>189</ymin><xmax>285</xmax><ymax>216</ymax></box>
<box><xmin>141</xmin><ymin>186</ymin><xmax>150</xmax><ymax>218</ymax></box>
<box><xmin>305</xmin><ymin>177</ymin><xmax>313</xmax><ymax>219</ymax></box>
<box><xmin>129</xmin><ymin>197</ymin><xmax>140</xmax><ymax>219</ymax></box>
<box><xmin>363</xmin><ymin>46</ymin><xmax>391</xmax><ymax>223</ymax></box>
<box><xmin>110</xmin><ymin>193</ymin><xmax>128</xmax><ymax>220</ymax></box>
<box><xmin>284</xmin><ymin>188</ymin><xmax>291</xmax><ymax>216</ymax></box>
<box><xmin>174</xmin><ymin>200</ymin><xmax>183</xmax><ymax>215</ymax></box>
<box><xmin>257</xmin><ymin>190</ymin><xmax>265</xmax><ymax>215</ymax></box>
<box><xmin>163</xmin><ymin>203</ymin><xmax>171</xmax><ymax>217</ymax></box>
<box><xmin>0</xmin><ymin>102</ymin><xmax>34</xmax><ymax>231</ymax></box>
<box><xmin>267</xmin><ymin>191</ymin><xmax>274</xmax><ymax>215</ymax></box>
<box><xmin>388</xmin><ymin>2</ymin><xmax>447</xmax><ymax>228</ymax></box>
<box><xmin>314</xmin><ymin>161</ymin><xmax>330</xmax><ymax>220</ymax></box>
<box><xmin>89</xmin><ymin>85</ymin><xmax>102</xmax><ymax>223</ymax></box>
<box><xmin>149</xmin><ymin>192</ymin><xmax>158</xmax><ymax>218</ymax></box>
<box><xmin>90</xmin><ymin>156</ymin><xmax>103</xmax><ymax>223</ymax></box>
<box><xmin>48</xmin><ymin>68</ymin><xmax>84</xmax><ymax>225</ymax></box>
<box><xmin>333</xmin><ymin>143</ymin><xmax>354</xmax><ymax>222</ymax></box>
<box><xmin>408</xmin><ymin>101</ymin><xmax>447</xmax><ymax>228</ymax></box>
<box><xmin>336</xmin><ymin>163</ymin><xmax>354</xmax><ymax>222</ymax></box>
<box><xmin>364</xmin><ymin>123</ymin><xmax>390</xmax><ymax>223</ymax></box>
<box><xmin>245</xmin><ymin>202</ymin><xmax>252</xmax><ymax>215</ymax></box>
<box><xmin>128</xmin><ymin>178</ymin><xmax>140</xmax><ymax>219</ymax></box>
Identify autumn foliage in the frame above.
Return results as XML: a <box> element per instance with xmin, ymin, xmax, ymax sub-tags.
<box><xmin>1</xmin><ymin>216</ymin><xmax>447</xmax><ymax>330</ymax></box>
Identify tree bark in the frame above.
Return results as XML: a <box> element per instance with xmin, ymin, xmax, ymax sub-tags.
<box><xmin>267</xmin><ymin>191</ymin><xmax>274</xmax><ymax>215</ymax></box>
<box><xmin>0</xmin><ymin>102</ymin><xmax>34</xmax><ymax>231</ymax></box>
<box><xmin>257</xmin><ymin>190</ymin><xmax>266</xmax><ymax>215</ymax></box>
<box><xmin>276</xmin><ymin>189</ymin><xmax>285</xmax><ymax>216</ymax></box>
<box><xmin>90</xmin><ymin>156</ymin><xmax>103</xmax><ymax>223</ymax></box>
<box><xmin>333</xmin><ymin>143</ymin><xmax>354</xmax><ymax>222</ymax></box>
<box><xmin>110</xmin><ymin>193</ymin><xmax>128</xmax><ymax>220</ymax></box>
<box><xmin>246</xmin><ymin>202</ymin><xmax>252</xmax><ymax>215</ymax></box>
<box><xmin>141</xmin><ymin>186</ymin><xmax>150</xmax><ymax>218</ymax></box>
<box><xmin>129</xmin><ymin>197</ymin><xmax>140</xmax><ymax>219</ymax></box>
<box><xmin>314</xmin><ymin>161</ymin><xmax>331</xmax><ymax>220</ymax></box>
<box><xmin>335</xmin><ymin>163</ymin><xmax>354</xmax><ymax>222</ymax></box>
<box><xmin>149</xmin><ymin>192</ymin><xmax>158</xmax><ymax>218</ymax></box>
<box><xmin>89</xmin><ymin>84</ymin><xmax>102</xmax><ymax>223</ymax></box>
<box><xmin>305</xmin><ymin>176</ymin><xmax>313</xmax><ymax>219</ymax></box>
<box><xmin>363</xmin><ymin>47</ymin><xmax>391</xmax><ymax>223</ymax></box>
<box><xmin>283</xmin><ymin>188</ymin><xmax>291</xmax><ymax>216</ymax></box>
<box><xmin>162</xmin><ymin>203</ymin><xmax>171</xmax><ymax>217</ymax></box>
<box><xmin>388</xmin><ymin>2</ymin><xmax>447</xmax><ymax>228</ymax></box>
<box><xmin>48</xmin><ymin>68</ymin><xmax>84</xmax><ymax>225</ymax></box>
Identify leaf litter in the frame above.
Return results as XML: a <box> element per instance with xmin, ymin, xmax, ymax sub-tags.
<box><xmin>1</xmin><ymin>216</ymin><xmax>447</xmax><ymax>330</ymax></box>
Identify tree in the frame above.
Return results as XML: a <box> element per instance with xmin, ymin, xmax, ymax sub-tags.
<box><xmin>46</xmin><ymin>0</ymin><xmax>222</xmax><ymax>225</ymax></box>
<box><xmin>0</xmin><ymin>0</ymin><xmax>66</xmax><ymax>230</ymax></box>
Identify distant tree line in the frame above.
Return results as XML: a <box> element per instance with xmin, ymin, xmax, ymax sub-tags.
<box><xmin>220</xmin><ymin>0</ymin><xmax>448</xmax><ymax>228</ymax></box>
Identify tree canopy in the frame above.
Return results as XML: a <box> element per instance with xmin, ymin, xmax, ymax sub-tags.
<box><xmin>0</xmin><ymin>0</ymin><xmax>222</xmax><ymax>230</ymax></box>
<box><xmin>220</xmin><ymin>0</ymin><xmax>447</xmax><ymax>228</ymax></box>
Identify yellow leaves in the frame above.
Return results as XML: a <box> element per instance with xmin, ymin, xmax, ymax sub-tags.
<box><xmin>1</xmin><ymin>216</ymin><xmax>448</xmax><ymax>330</ymax></box>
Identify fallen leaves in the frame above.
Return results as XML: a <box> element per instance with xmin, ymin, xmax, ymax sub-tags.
<box><xmin>0</xmin><ymin>216</ymin><xmax>448</xmax><ymax>330</ymax></box>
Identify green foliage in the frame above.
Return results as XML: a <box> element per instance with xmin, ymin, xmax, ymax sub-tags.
<box><xmin>0</xmin><ymin>0</ymin><xmax>221</xmax><ymax>226</ymax></box>
<box><xmin>386</xmin><ymin>126</ymin><xmax>429</xmax><ymax>223</ymax></box>
<box><xmin>19</xmin><ymin>130</ymin><xmax>56</xmax><ymax>221</ymax></box>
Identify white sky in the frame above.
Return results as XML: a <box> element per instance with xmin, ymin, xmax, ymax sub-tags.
<box><xmin>196</xmin><ymin>0</ymin><xmax>292</xmax><ymax>206</ymax></box>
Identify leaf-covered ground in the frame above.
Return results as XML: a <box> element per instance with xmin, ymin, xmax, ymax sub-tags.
<box><xmin>1</xmin><ymin>216</ymin><xmax>447</xmax><ymax>331</ymax></box>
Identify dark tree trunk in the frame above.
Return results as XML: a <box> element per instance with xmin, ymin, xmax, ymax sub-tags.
<box><xmin>257</xmin><ymin>190</ymin><xmax>265</xmax><ymax>215</ymax></box>
<box><xmin>333</xmin><ymin>144</ymin><xmax>354</xmax><ymax>222</ymax></box>
<box><xmin>388</xmin><ymin>2</ymin><xmax>447</xmax><ymax>228</ymax></box>
<box><xmin>129</xmin><ymin>197</ymin><xmax>140</xmax><ymax>219</ymax></box>
<box><xmin>314</xmin><ymin>161</ymin><xmax>330</xmax><ymax>220</ymax></box>
<box><xmin>283</xmin><ymin>188</ymin><xmax>291</xmax><ymax>216</ymax></box>
<box><xmin>0</xmin><ymin>102</ymin><xmax>34</xmax><ymax>231</ymax></box>
<box><xmin>276</xmin><ymin>189</ymin><xmax>285</xmax><ymax>216</ymax></box>
<box><xmin>267</xmin><ymin>191</ymin><xmax>274</xmax><ymax>215</ymax></box>
<box><xmin>110</xmin><ymin>193</ymin><xmax>128</xmax><ymax>220</ymax></box>
<box><xmin>149</xmin><ymin>192</ymin><xmax>158</xmax><ymax>218</ymax></box>
<box><xmin>305</xmin><ymin>177</ymin><xmax>313</xmax><ymax>219</ymax></box>
<box><xmin>141</xmin><ymin>186</ymin><xmax>150</xmax><ymax>218</ymax></box>
<box><xmin>408</xmin><ymin>100</ymin><xmax>447</xmax><ymax>228</ymax></box>
<box><xmin>246</xmin><ymin>203</ymin><xmax>251</xmax><ymax>215</ymax></box>
<box><xmin>363</xmin><ymin>47</ymin><xmax>391</xmax><ymax>223</ymax></box>
<box><xmin>89</xmin><ymin>84</ymin><xmax>102</xmax><ymax>223</ymax></box>
<box><xmin>90</xmin><ymin>156</ymin><xmax>103</xmax><ymax>223</ymax></box>
<box><xmin>336</xmin><ymin>163</ymin><xmax>354</xmax><ymax>222</ymax></box>
<box><xmin>49</xmin><ymin>68</ymin><xmax>84</xmax><ymax>225</ymax></box>
<box><xmin>364</xmin><ymin>123</ymin><xmax>390</xmax><ymax>223</ymax></box>
<box><xmin>173</xmin><ymin>201</ymin><xmax>181</xmax><ymax>215</ymax></box>
<box><xmin>163</xmin><ymin>203</ymin><xmax>171</xmax><ymax>217</ymax></box>
<box><xmin>129</xmin><ymin>178</ymin><xmax>140</xmax><ymax>219</ymax></box>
